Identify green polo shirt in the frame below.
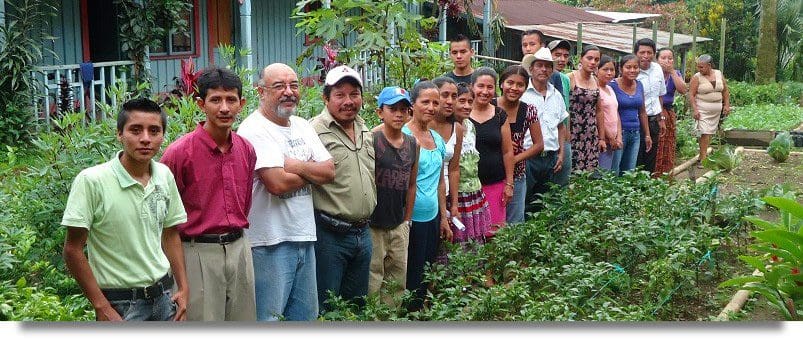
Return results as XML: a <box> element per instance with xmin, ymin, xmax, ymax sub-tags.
<box><xmin>61</xmin><ymin>151</ymin><xmax>187</xmax><ymax>288</ymax></box>
<box><xmin>309</xmin><ymin>108</ymin><xmax>376</xmax><ymax>222</ymax></box>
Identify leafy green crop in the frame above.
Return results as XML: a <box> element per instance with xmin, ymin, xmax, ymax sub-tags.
<box><xmin>703</xmin><ymin>145</ymin><xmax>742</xmax><ymax>172</ymax></box>
<box><xmin>722</xmin><ymin>104</ymin><xmax>803</xmax><ymax>131</ymax></box>
<box><xmin>768</xmin><ymin>132</ymin><xmax>793</xmax><ymax>163</ymax></box>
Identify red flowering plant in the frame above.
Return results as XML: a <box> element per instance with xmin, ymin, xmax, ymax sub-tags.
<box><xmin>721</xmin><ymin>197</ymin><xmax>803</xmax><ymax>320</ymax></box>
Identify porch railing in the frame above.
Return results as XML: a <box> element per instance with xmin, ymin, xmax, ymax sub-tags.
<box><xmin>31</xmin><ymin>60</ymin><xmax>135</xmax><ymax>126</ymax></box>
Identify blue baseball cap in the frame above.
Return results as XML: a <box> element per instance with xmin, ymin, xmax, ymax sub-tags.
<box><xmin>377</xmin><ymin>86</ymin><xmax>411</xmax><ymax>107</ymax></box>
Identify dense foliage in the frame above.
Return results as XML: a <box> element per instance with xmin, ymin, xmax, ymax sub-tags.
<box><xmin>722</xmin><ymin>104</ymin><xmax>803</xmax><ymax>131</ymax></box>
<box><xmin>323</xmin><ymin>172</ymin><xmax>760</xmax><ymax>321</ymax></box>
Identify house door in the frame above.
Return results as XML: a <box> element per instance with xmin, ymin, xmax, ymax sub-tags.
<box><xmin>83</xmin><ymin>0</ymin><xmax>123</xmax><ymax>62</ymax></box>
<box><xmin>208</xmin><ymin>0</ymin><xmax>234</xmax><ymax>65</ymax></box>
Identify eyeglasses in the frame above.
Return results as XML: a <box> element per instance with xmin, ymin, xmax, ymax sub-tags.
<box><xmin>266</xmin><ymin>82</ymin><xmax>300</xmax><ymax>92</ymax></box>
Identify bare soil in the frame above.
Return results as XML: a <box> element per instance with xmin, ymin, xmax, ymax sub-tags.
<box><xmin>670</xmin><ymin>148</ymin><xmax>803</xmax><ymax>321</ymax></box>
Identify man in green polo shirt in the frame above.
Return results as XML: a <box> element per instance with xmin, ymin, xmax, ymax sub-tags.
<box><xmin>309</xmin><ymin>65</ymin><xmax>376</xmax><ymax>313</ymax></box>
<box><xmin>62</xmin><ymin>98</ymin><xmax>189</xmax><ymax>321</ymax></box>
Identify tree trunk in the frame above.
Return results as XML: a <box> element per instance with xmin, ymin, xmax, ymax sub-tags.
<box><xmin>755</xmin><ymin>0</ymin><xmax>778</xmax><ymax>84</ymax></box>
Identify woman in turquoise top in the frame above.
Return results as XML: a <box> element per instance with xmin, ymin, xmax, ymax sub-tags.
<box><xmin>401</xmin><ymin>80</ymin><xmax>450</xmax><ymax>312</ymax></box>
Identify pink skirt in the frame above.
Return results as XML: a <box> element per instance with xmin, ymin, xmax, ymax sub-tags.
<box><xmin>481</xmin><ymin>180</ymin><xmax>507</xmax><ymax>236</ymax></box>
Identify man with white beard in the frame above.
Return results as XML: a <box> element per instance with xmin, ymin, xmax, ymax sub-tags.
<box><xmin>237</xmin><ymin>63</ymin><xmax>335</xmax><ymax>321</ymax></box>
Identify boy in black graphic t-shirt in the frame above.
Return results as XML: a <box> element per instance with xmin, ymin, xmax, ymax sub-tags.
<box><xmin>367</xmin><ymin>86</ymin><xmax>419</xmax><ymax>304</ymax></box>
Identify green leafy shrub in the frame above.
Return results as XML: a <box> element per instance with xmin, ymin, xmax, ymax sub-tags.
<box><xmin>722</xmin><ymin>104</ymin><xmax>803</xmax><ymax>131</ymax></box>
<box><xmin>720</xmin><ymin>197</ymin><xmax>803</xmax><ymax>320</ymax></box>
<box><xmin>703</xmin><ymin>145</ymin><xmax>742</xmax><ymax>172</ymax></box>
<box><xmin>767</xmin><ymin>132</ymin><xmax>793</xmax><ymax>163</ymax></box>
<box><xmin>728</xmin><ymin>81</ymin><xmax>803</xmax><ymax>106</ymax></box>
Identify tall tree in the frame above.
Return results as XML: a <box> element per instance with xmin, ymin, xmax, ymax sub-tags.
<box><xmin>755</xmin><ymin>0</ymin><xmax>778</xmax><ymax>84</ymax></box>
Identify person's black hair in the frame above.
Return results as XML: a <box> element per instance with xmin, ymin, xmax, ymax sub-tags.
<box><xmin>657</xmin><ymin>47</ymin><xmax>674</xmax><ymax>58</ymax></box>
<box><xmin>499</xmin><ymin>65</ymin><xmax>529</xmax><ymax>88</ymax></box>
<box><xmin>196</xmin><ymin>67</ymin><xmax>243</xmax><ymax>100</ymax></box>
<box><xmin>581</xmin><ymin>44</ymin><xmax>601</xmax><ymax>58</ymax></box>
<box><xmin>599</xmin><ymin>54</ymin><xmax>616</xmax><ymax>75</ymax></box>
<box><xmin>117</xmin><ymin>98</ymin><xmax>166</xmax><ymax>133</ymax></box>
<box><xmin>471</xmin><ymin>66</ymin><xmax>498</xmax><ymax>85</ymax></box>
<box><xmin>521</xmin><ymin>29</ymin><xmax>544</xmax><ymax>44</ymax></box>
<box><xmin>410</xmin><ymin>80</ymin><xmax>438</xmax><ymax>104</ymax></box>
<box><xmin>450</xmin><ymin>34</ymin><xmax>472</xmax><ymax>48</ymax></box>
<box><xmin>456</xmin><ymin>82</ymin><xmax>473</xmax><ymax>97</ymax></box>
<box><xmin>634</xmin><ymin>38</ymin><xmax>656</xmax><ymax>54</ymax></box>
<box><xmin>619</xmin><ymin>54</ymin><xmax>638</xmax><ymax>70</ymax></box>
<box><xmin>432</xmin><ymin>76</ymin><xmax>457</xmax><ymax>89</ymax></box>
<box><xmin>322</xmin><ymin>77</ymin><xmax>363</xmax><ymax>99</ymax></box>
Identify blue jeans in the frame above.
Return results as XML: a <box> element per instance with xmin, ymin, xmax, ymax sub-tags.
<box><xmin>252</xmin><ymin>241</ymin><xmax>318</xmax><ymax>321</ymax></box>
<box><xmin>315</xmin><ymin>216</ymin><xmax>372</xmax><ymax>313</ymax></box>
<box><xmin>598</xmin><ymin>148</ymin><xmax>623</xmax><ymax>175</ymax></box>
<box><xmin>506</xmin><ymin>175</ymin><xmax>527</xmax><ymax>224</ymax></box>
<box><xmin>108</xmin><ymin>288</ymin><xmax>176</xmax><ymax>321</ymax></box>
<box><xmin>619</xmin><ymin>129</ymin><xmax>641</xmax><ymax>173</ymax></box>
<box><xmin>551</xmin><ymin>141</ymin><xmax>571</xmax><ymax>186</ymax></box>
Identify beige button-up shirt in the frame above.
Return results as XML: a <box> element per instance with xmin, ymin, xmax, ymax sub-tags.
<box><xmin>309</xmin><ymin>108</ymin><xmax>376</xmax><ymax>222</ymax></box>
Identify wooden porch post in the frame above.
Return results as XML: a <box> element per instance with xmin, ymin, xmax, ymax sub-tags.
<box><xmin>239</xmin><ymin>0</ymin><xmax>253</xmax><ymax>83</ymax></box>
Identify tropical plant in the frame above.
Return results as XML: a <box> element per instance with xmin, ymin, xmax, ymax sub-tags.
<box><xmin>703</xmin><ymin>145</ymin><xmax>742</xmax><ymax>172</ymax></box>
<box><xmin>720</xmin><ymin>197</ymin><xmax>803</xmax><ymax>320</ymax></box>
<box><xmin>114</xmin><ymin>0</ymin><xmax>193</xmax><ymax>88</ymax></box>
<box><xmin>0</xmin><ymin>0</ymin><xmax>57</xmax><ymax>146</ymax></box>
<box><xmin>767</xmin><ymin>132</ymin><xmax>793</xmax><ymax>163</ymax></box>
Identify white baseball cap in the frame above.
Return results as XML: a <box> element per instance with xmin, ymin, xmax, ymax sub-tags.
<box><xmin>521</xmin><ymin>47</ymin><xmax>554</xmax><ymax>72</ymax></box>
<box><xmin>324</xmin><ymin>65</ymin><xmax>363</xmax><ymax>88</ymax></box>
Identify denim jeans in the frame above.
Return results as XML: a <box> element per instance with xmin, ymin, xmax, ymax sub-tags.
<box><xmin>598</xmin><ymin>149</ymin><xmax>623</xmax><ymax>175</ymax></box>
<box><xmin>525</xmin><ymin>151</ymin><xmax>558</xmax><ymax>214</ymax></box>
<box><xmin>252</xmin><ymin>241</ymin><xmax>318</xmax><ymax>321</ymax></box>
<box><xmin>315</xmin><ymin>217</ymin><xmax>372</xmax><ymax>313</ymax></box>
<box><xmin>108</xmin><ymin>288</ymin><xmax>176</xmax><ymax>321</ymax></box>
<box><xmin>406</xmin><ymin>214</ymin><xmax>441</xmax><ymax>312</ymax></box>
<box><xmin>551</xmin><ymin>141</ymin><xmax>572</xmax><ymax>186</ymax></box>
<box><xmin>505</xmin><ymin>175</ymin><xmax>527</xmax><ymax>224</ymax></box>
<box><xmin>619</xmin><ymin>129</ymin><xmax>641</xmax><ymax>173</ymax></box>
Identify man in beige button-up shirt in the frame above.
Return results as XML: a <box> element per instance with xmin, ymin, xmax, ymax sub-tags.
<box><xmin>309</xmin><ymin>65</ymin><xmax>376</xmax><ymax>313</ymax></box>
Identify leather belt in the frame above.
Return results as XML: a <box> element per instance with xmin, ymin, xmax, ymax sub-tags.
<box><xmin>101</xmin><ymin>274</ymin><xmax>173</xmax><ymax>301</ymax></box>
<box><xmin>181</xmin><ymin>229</ymin><xmax>243</xmax><ymax>244</ymax></box>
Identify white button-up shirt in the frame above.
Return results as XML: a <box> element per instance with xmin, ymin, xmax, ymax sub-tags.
<box><xmin>637</xmin><ymin>61</ymin><xmax>667</xmax><ymax>116</ymax></box>
<box><xmin>521</xmin><ymin>80</ymin><xmax>568</xmax><ymax>152</ymax></box>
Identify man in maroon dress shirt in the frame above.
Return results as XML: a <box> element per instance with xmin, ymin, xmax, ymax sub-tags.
<box><xmin>161</xmin><ymin>67</ymin><xmax>257</xmax><ymax>321</ymax></box>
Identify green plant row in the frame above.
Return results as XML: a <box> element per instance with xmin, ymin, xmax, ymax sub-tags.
<box><xmin>323</xmin><ymin>172</ymin><xmax>760</xmax><ymax>321</ymax></box>
<box><xmin>722</xmin><ymin>104</ymin><xmax>803</xmax><ymax>131</ymax></box>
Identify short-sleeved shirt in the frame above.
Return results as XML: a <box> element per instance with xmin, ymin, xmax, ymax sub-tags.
<box><xmin>637</xmin><ymin>61</ymin><xmax>667</xmax><ymax>116</ymax></box>
<box><xmin>470</xmin><ymin>107</ymin><xmax>508</xmax><ymax>185</ymax></box>
<box><xmin>661</xmin><ymin>69</ymin><xmax>682</xmax><ymax>107</ymax></box>
<box><xmin>309</xmin><ymin>108</ymin><xmax>376</xmax><ymax>222</ymax></box>
<box><xmin>61</xmin><ymin>152</ymin><xmax>187</xmax><ymax>288</ymax></box>
<box><xmin>160</xmin><ymin>122</ymin><xmax>256</xmax><ymax>237</ymax></box>
<box><xmin>402</xmin><ymin>126</ymin><xmax>445</xmax><ymax>222</ymax></box>
<box><xmin>610</xmin><ymin>79</ymin><xmax>645</xmax><ymax>131</ymax></box>
<box><xmin>521</xmin><ymin>81</ymin><xmax>569</xmax><ymax>152</ymax></box>
<box><xmin>458</xmin><ymin>119</ymin><xmax>482</xmax><ymax>193</ymax></box>
<box><xmin>237</xmin><ymin>111</ymin><xmax>332</xmax><ymax>247</ymax></box>
<box><xmin>444</xmin><ymin>71</ymin><xmax>473</xmax><ymax>86</ymax></box>
<box><xmin>492</xmin><ymin>98</ymin><xmax>539</xmax><ymax>179</ymax></box>
<box><xmin>370</xmin><ymin>131</ymin><xmax>418</xmax><ymax>229</ymax></box>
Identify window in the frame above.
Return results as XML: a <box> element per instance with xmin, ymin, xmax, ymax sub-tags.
<box><xmin>151</xmin><ymin>0</ymin><xmax>198</xmax><ymax>57</ymax></box>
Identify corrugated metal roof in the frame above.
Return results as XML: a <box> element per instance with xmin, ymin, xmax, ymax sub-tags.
<box><xmin>508</xmin><ymin>22</ymin><xmax>712</xmax><ymax>54</ymax></box>
<box><xmin>470</xmin><ymin>0</ymin><xmax>611</xmax><ymax>26</ymax></box>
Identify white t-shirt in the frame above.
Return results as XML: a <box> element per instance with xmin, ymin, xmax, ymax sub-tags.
<box><xmin>237</xmin><ymin>111</ymin><xmax>333</xmax><ymax>247</ymax></box>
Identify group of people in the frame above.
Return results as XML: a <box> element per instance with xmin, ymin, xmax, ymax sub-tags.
<box><xmin>60</xmin><ymin>31</ymin><xmax>732</xmax><ymax>322</ymax></box>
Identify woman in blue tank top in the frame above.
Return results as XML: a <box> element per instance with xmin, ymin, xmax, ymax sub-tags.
<box><xmin>608</xmin><ymin>55</ymin><xmax>651</xmax><ymax>174</ymax></box>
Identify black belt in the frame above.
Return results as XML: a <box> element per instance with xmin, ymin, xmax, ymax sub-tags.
<box><xmin>316</xmin><ymin>210</ymin><xmax>369</xmax><ymax>229</ymax></box>
<box><xmin>180</xmin><ymin>229</ymin><xmax>243</xmax><ymax>244</ymax></box>
<box><xmin>101</xmin><ymin>274</ymin><xmax>173</xmax><ymax>301</ymax></box>
<box><xmin>539</xmin><ymin>150</ymin><xmax>557</xmax><ymax>158</ymax></box>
